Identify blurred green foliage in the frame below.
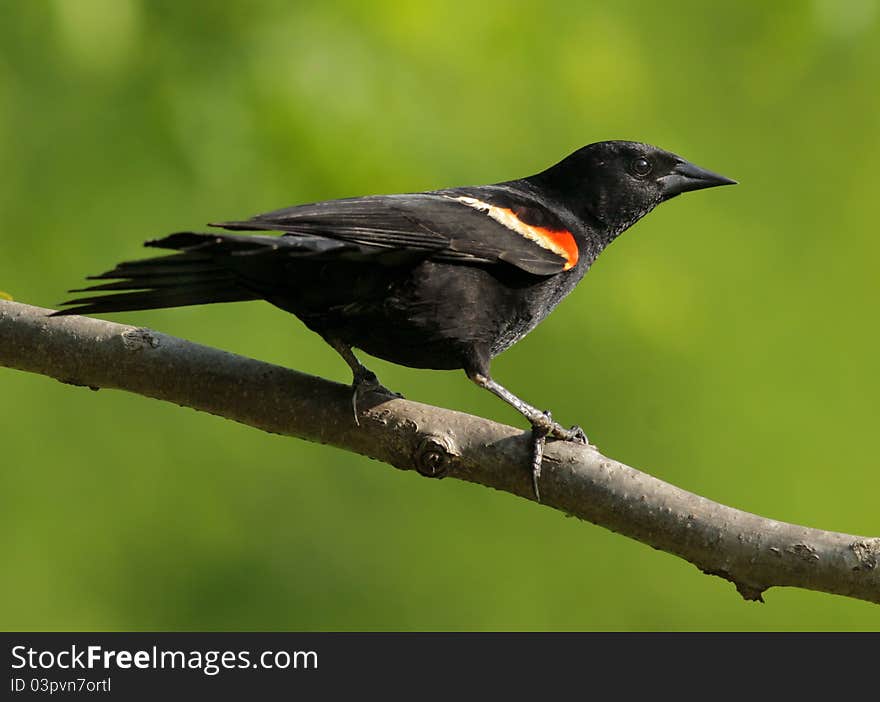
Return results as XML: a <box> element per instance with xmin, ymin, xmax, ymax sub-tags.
<box><xmin>2</xmin><ymin>0</ymin><xmax>879</xmax><ymax>631</ymax></box>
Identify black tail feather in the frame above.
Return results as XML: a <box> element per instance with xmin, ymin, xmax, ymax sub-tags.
<box><xmin>69</xmin><ymin>271</ymin><xmax>236</xmax><ymax>293</ymax></box>
<box><xmin>51</xmin><ymin>229</ymin><xmax>389</xmax><ymax>318</ymax></box>
<box><xmin>53</xmin><ymin>284</ymin><xmax>259</xmax><ymax>316</ymax></box>
<box><xmin>51</xmin><ymin>232</ymin><xmax>268</xmax><ymax>317</ymax></box>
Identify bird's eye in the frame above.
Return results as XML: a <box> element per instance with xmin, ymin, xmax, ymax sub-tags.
<box><xmin>631</xmin><ymin>157</ymin><xmax>652</xmax><ymax>177</ymax></box>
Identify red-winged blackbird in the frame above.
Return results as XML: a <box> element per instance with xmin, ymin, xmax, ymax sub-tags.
<box><xmin>55</xmin><ymin>141</ymin><xmax>735</xmax><ymax>498</ymax></box>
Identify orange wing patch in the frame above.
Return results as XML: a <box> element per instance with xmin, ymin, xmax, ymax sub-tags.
<box><xmin>453</xmin><ymin>196</ymin><xmax>579</xmax><ymax>270</ymax></box>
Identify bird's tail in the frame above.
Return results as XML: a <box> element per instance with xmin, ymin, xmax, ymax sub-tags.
<box><xmin>51</xmin><ymin>232</ymin><xmax>281</xmax><ymax>317</ymax></box>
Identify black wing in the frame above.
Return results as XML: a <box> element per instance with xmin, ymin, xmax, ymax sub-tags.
<box><xmin>214</xmin><ymin>188</ymin><xmax>574</xmax><ymax>276</ymax></box>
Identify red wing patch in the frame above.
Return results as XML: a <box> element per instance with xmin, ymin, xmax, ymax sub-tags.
<box><xmin>452</xmin><ymin>196</ymin><xmax>579</xmax><ymax>270</ymax></box>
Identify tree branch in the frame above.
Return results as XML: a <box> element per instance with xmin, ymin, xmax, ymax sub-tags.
<box><xmin>1</xmin><ymin>299</ymin><xmax>878</xmax><ymax>604</ymax></box>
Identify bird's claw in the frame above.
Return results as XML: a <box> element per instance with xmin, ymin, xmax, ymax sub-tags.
<box><xmin>556</xmin><ymin>423</ymin><xmax>588</xmax><ymax>444</ymax></box>
<box><xmin>351</xmin><ymin>370</ymin><xmax>402</xmax><ymax>425</ymax></box>
<box><xmin>532</xmin><ymin>410</ymin><xmax>589</xmax><ymax>445</ymax></box>
<box><xmin>529</xmin><ymin>421</ymin><xmax>551</xmax><ymax>503</ymax></box>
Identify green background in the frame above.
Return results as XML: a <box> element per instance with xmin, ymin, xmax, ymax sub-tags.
<box><xmin>2</xmin><ymin>1</ymin><xmax>879</xmax><ymax>631</ymax></box>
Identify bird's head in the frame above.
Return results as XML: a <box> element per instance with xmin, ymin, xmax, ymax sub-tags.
<box><xmin>531</xmin><ymin>140</ymin><xmax>736</xmax><ymax>238</ymax></box>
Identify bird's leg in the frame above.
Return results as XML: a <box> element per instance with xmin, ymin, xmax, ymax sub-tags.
<box><xmin>468</xmin><ymin>372</ymin><xmax>587</xmax><ymax>442</ymax></box>
<box><xmin>467</xmin><ymin>370</ymin><xmax>588</xmax><ymax>501</ymax></box>
<box><xmin>326</xmin><ymin>338</ymin><xmax>401</xmax><ymax>425</ymax></box>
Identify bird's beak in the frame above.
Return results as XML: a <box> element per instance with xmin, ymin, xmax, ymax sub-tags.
<box><xmin>660</xmin><ymin>160</ymin><xmax>737</xmax><ymax>200</ymax></box>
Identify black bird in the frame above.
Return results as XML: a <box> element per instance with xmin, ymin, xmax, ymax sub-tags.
<box><xmin>54</xmin><ymin>141</ymin><xmax>735</xmax><ymax>498</ymax></box>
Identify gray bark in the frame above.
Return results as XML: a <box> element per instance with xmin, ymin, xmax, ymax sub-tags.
<box><xmin>1</xmin><ymin>299</ymin><xmax>878</xmax><ymax>604</ymax></box>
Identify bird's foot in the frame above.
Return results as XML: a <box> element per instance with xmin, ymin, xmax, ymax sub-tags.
<box><xmin>528</xmin><ymin>412</ymin><xmax>591</xmax><ymax>502</ymax></box>
<box><xmin>530</xmin><ymin>410</ymin><xmax>589</xmax><ymax>445</ymax></box>
<box><xmin>351</xmin><ymin>369</ymin><xmax>403</xmax><ymax>425</ymax></box>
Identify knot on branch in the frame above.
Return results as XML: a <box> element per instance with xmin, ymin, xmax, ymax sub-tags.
<box><xmin>414</xmin><ymin>434</ymin><xmax>458</xmax><ymax>479</ymax></box>
<box><xmin>734</xmin><ymin>581</ymin><xmax>767</xmax><ymax>603</ymax></box>
<box><xmin>851</xmin><ymin>539</ymin><xmax>880</xmax><ymax>572</ymax></box>
<box><xmin>785</xmin><ymin>543</ymin><xmax>820</xmax><ymax>563</ymax></box>
<box><xmin>702</xmin><ymin>567</ymin><xmax>767</xmax><ymax>603</ymax></box>
<box><xmin>122</xmin><ymin>328</ymin><xmax>160</xmax><ymax>351</ymax></box>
